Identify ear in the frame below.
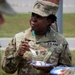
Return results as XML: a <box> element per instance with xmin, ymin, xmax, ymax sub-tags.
<box><xmin>47</xmin><ymin>19</ymin><xmax>52</xmax><ymax>25</ymax></box>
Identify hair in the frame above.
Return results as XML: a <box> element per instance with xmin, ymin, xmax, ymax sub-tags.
<box><xmin>47</xmin><ymin>14</ymin><xmax>57</xmax><ymax>23</ymax></box>
<box><xmin>46</xmin><ymin>14</ymin><xmax>58</xmax><ymax>32</ymax></box>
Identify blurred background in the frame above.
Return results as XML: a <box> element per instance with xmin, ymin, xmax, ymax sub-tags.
<box><xmin>6</xmin><ymin>0</ymin><xmax>75</xmax><ymax>13</ymax></box>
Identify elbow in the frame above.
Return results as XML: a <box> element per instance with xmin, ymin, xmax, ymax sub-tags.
<box><xmin>2</xmin><ymin>65</ymin><xmax>17</xmax><ymax>74</ymax></box>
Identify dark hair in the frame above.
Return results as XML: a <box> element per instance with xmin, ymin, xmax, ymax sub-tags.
<box><xmin>47</xmin><ymin>14</ymin><xmax>57</xmax><ymax>23</ymax></box>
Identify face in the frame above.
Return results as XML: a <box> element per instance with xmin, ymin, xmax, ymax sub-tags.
<box><xmin>0</xmin><ymin>13</ymin><xmax>5</xmax><ymax>26</ymax></box>
<box><xmin>30</xmin><ymin>13</ymin><xmax>50</xmax><ymax>33</ymax></box>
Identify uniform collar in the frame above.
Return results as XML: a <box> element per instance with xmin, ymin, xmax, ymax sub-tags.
<box><xmin>31</xmin><ymin>27</ymin><xmax>50</xmax><ymax>36</ymax></box>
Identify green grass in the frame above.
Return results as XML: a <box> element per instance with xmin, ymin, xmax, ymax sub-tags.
<box><xmin>0</xmin><ymin>50</ymin><xmax>75</xmax><ymax>75</ymax></box>
<box><xmin>71</xmin><ymin>50</ymin><xmax>75</xmax><ymax>66</ymax></box>
<box><xmin>0</xmin><ymin>13</ymin><xmax>30</xmax><ymax>37</ymax></box>
<box><xmin>63</xmin><ymin>13</ymin><xmax>75</xmax><ymax>37</ymax></box>
<box><xmin>0</xmin><ymin>13</ymin><xmax>75</xmax><ymax>37</ymax></box>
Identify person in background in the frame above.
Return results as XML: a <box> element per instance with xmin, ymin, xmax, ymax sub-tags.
<box><xmin>0</xmin><ymin>0</ymin><xmax>16</xmax><ymax>26</ymax></box>
<box><xmin>0</xmin><ymin>0</ymin><xmax>16</xmax><ymax>47</ymax></box>
<box><xmin>0</xmin><ymin>0</ymin><xmax>16</xmax><ymax>66</ymax></box>
<box><xmin>45</xmin><ymin>0</ymin><xmax>60</xmax><ymax>5</ymax></box>
<box><xmin>2</xmin><ymin>0</ymin><xmax>72</xmax><ymax>75</ymax></box>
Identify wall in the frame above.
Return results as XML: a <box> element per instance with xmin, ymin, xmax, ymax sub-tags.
<box><xmin>7</xmin><ymin>0</ymin><xmax>75</xmax><ymax>13</ymax></box>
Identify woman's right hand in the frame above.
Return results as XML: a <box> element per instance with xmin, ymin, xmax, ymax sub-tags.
<box><xmin>59</xmin><ymin>68</ymin><xmax>71</xmax><ymax>75</ymax></box>
<box><xmin>18</xmin><ymin>41</ymin><xmax>30</xmax><ymax>56</ymax></box>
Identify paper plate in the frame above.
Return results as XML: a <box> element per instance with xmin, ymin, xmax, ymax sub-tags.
<box><xmin>50</xmin><ymin>66</ymin><xmax>75</xmax><ymax>75</ymax></box>
<box><xmin>31</xmin><ymin>61</ymin><xmax>53</xmax><ymax>67</ymax></box>
<box><xmin>70</xmin><ymin>67</ymin><xmax>75</xmax><ymax>70</ymax></box>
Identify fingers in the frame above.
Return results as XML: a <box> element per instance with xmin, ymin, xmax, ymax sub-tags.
<box><xmin>59</xmin><ymin>69</ymin><xmax>70</xmax><ymax>75</ymax></box>
<box><xmin>18</xmin><ymin>49</ymin><xmax>25</xmax><ymax>56</ymax></box>
<box><xmin>21</xmin><ymin>41</ymin><xmax>30</xmax><ymax>48</ymax></box>
<box><xmin>20</xmin><ymin>41</ymin><xmax>30</xmax><ymax>50</ymax></box>
<box><xmin>18</xmin><ymin>41</ymin><xmax>30</xmax><ymax>56</ymax></box>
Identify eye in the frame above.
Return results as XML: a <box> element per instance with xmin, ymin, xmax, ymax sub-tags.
<box><xmin>36</xmin><ymin>15</ymin><xmax>43</xmax><ymax>19</ymax></box>
<box><xmin>31</xmin><ymin>13</ymin><xmax>35</xmax><ymax>17</ymax></box>
<box><xmin>31</xmin><ymin>13</ymin><xmax>43</xmax><ymax>19</ymax></box>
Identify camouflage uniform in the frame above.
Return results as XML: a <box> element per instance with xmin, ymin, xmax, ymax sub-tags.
<box><xmin>2</xmin><ymin>28</ymin><xmax>72</xmax><ymax>75</ymax></box>
<box><xmin>2</xmin><ymin>0</ymin><xmax>72</xmax><ymax>75</ymax></box>
<box><xmin>64</xmin><ymin>69</ymin><xmax>75</xmax><ymax>75</ymax></box>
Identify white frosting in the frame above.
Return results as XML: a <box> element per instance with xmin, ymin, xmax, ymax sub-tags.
<box><xmin>35</xmin><ymin>61</ymin><xmax>46</xmax><ymax>66</ymax></box>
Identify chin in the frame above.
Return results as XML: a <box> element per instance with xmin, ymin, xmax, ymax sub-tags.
<box><xmin>31</xmin><ymin>27</ymin><xmax>37</xmax><ymax>31</ymax></box>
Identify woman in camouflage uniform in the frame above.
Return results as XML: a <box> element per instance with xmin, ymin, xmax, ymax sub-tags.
<box><xmin>2</xmin><ymin>0</ymin><xmax>72</xmax><ymax>75</ymax></box>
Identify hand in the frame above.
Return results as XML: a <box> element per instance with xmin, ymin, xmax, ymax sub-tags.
<box><xmin>18</xmin><ymin>41</ymin><xmax>30</xmax><ymax>56</ymax></box>
<box><xmin>59</xmin><ymin>68</ymin><xmax>70</xmax><ymax>75</ymax></box>
<box><xmin>32</xmin><ymin>65</ymin><xmax>53</xmax><ymax>72</ymax></box>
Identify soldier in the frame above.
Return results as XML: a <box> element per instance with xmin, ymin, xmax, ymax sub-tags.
<box><xmin>0</xmin><ymin>0</ymin><xmax>16</xmax><ymax>64</ymax></box>
<box><xmin>2</xmin><ymin>0</ymin><xmax>72</xmax><ymax>75</ymax></box>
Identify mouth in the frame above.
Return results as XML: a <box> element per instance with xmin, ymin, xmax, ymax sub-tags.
<box><xmin>30</xmin><ymin>21</ymin><xmax>36</xmax><ymax>27</ymax></box>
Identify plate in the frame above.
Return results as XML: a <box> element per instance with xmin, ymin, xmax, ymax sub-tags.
<box><xmin>31</xmin><ymin>61</ymin><xmax>53</xmax><ymax>67</ymax></box>
<box><xmin>70</xmin><ymin>67</ymin><xmax>75</xmax><ymax>70</ymax></box>
<box><xmin>50</xmin><ymin>66</ymin><xmax>75</xmax><ymax>75</ymax></box>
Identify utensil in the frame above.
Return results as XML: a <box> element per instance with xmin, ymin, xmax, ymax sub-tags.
<box><xmin>29</xmin><ymin>48</ymin><xmax>37</xmax><ymax>56</ymax></box>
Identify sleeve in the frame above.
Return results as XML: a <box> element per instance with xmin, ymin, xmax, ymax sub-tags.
<box><xmin>58</xmin><ymin>42</ymin><xmax>72</xmax><ymax>66</ymax></box>
<box><xmin>49</xmin><ymin>45</ymin><xmax>63</xmax><ymax>66</ymax></box>
<box><xmin>1</xmin><ymin>37</ymin><xmax>22</xmax><ymax>74</ymax></box>
<box><xmin>49</xmin><ymin>41</ymin><xmax>72</xmax><ymax>66</ymax></box>
<box><xmin>64</xmin><ymin>69</ymin><xmax>75</xmax><ymax>75</ymax></box>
